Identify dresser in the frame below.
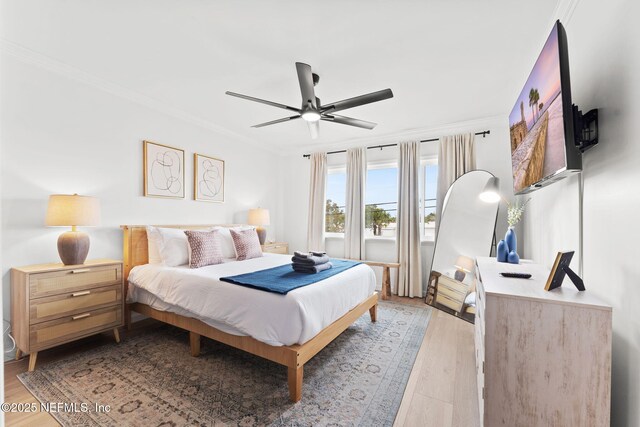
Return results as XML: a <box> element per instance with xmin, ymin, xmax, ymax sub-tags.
<box><xmin>11</xmin><ymin>259</ymin><xmax>124</xmax><ymax>371</ymax></box>
<box><xmin>474</xmin><ymin>257</ymin><xmax>611</xmax><ymax>426</ymax></box>
<box><xmin>261</xmin><ymin>242</ymin><xmax>289</xmax><ymax>254</ymax></box>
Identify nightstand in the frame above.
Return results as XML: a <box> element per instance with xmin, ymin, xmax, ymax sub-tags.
<box><xmin>11</xmin><ymin>259</ymin><xmax>124</xmax><ymax>371</ymax></box>
<box><xmin>434</xmin><ymin>275</ymin><xmax>470</xmax><ymax>313</ymax></box>
<box><xmin>261</xmin><ymin>242</ymin><xmax>289</xmax><ymax>254</ymax></box>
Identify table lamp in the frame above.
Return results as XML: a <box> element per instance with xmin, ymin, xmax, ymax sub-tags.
<box><xmin>248</xmin><ymin>208</ymin><xmax>270</xmax><ymax>245</ymax></box>
<box><xmin>46</xmin><ymin>194</ymin><xmax>100</xmax><ymax>265</ymax></box>
<box><xmin>454</xmin><ymin>255</ymin><xmax>475</xmax><ymax>282</ymax></box>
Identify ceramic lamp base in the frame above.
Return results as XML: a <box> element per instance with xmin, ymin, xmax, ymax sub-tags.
<box><xmin>57</xmin><ymin>231</ymin><xmax>90</xmax><ymax>265</ymax></box>
<box><xmin>454</xmin><ymin>269</ymin><xmax>466</xmax><ymax>282</ymax></box>
<box><xmin>256</xmin><ymin>227</ymin><xmax>267</xmax><ymax>245</ymax></box>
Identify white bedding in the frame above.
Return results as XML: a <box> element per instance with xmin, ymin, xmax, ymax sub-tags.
<box><xmin>127</xmin><ymin>254</ymin><xmax>376</xmax><ymax>346</ymax></box>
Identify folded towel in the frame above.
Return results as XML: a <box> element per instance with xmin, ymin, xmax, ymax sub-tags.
<box><xmin>291</xmin><ymin>254</ymin><xmax>330</xmax><ymax>266</ymax></box>
<box><xmin>294</xmin><ymin>251</ymin><xmax>311</xmax><ymax>259</ymax></box>
<box><xmin>292</xmin><ymin>262</ymin><xmax>333</xmax><ymax>274</ymax></box>
<box><xmin>295</xmin><ymin>250</ymin><xmax>327</xmax><ymax>259</ymax></box>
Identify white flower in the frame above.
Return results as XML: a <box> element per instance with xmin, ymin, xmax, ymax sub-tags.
<box><xmin>507</xmin><ymin>199</ymin><xmax>530</xmax><ymax>227</ymax></box>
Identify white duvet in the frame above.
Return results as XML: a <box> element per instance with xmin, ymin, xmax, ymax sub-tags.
<box><xmin>127</xmin><ymin>254</ymin><xmax>376</xmax><ymax>346</ymax></box>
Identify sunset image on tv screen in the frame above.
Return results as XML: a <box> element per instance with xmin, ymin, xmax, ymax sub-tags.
<box><xmin>509</xmin><ymin>23</ymin><xmax>566</xmax><ymax>193</ymax></box>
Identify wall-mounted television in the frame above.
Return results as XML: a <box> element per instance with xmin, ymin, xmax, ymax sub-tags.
<box><xmin>509</xmin><ymin>20</ymin><xmax>582</xmax><ymax>194</ymax></box>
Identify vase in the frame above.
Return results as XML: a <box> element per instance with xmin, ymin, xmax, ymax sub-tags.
<box><xmin>497</xmin><ymin>239</ymin><xmax>509</xmax><ymax>262</ymax></box>
<box><xmin>508</xmin><ymin>250</ymin><xmax>520</xmax><ymax>264</ymax></box>
<box><xmin>505</xmin><ymin>227</ymin><xmax>517</xmax><ymax>254</ymax></box>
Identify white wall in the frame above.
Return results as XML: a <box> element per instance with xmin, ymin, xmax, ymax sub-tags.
<box><xmin>280</xmin><ymin>116</ymin><xmax>513</xmax><ymax>293</ymax></box>
<box><xmin>0</xmin><ymin>55</ymin><xmax>281</xmax><ymax>359</ymax></box>
<box><xmin>522</xmin><ymin>0</ymin><xmax>639</xmax><ymax>425</ymax></box>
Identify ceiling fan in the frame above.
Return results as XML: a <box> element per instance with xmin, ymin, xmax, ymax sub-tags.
<box><xmin>225</xmin><ymin>62</ymin><xmax>394</xmax><ymax>139</ymax></box>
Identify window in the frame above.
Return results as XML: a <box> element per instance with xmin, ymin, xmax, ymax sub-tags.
<box><xmin>324</xmin><ymin>159</ymin><xmax>437</xmax><ymax>240</ymax></box>
<box><xmin>365</xmin><ymin>164</ymin><xmax>398</xmax><ymax>237</ymax></box>
<box><xmin>421</xmin><ymin>159</ymin><xmax>438</xmax><ymax>240</ymax></box>
<box><xmin>325</xmin><ymin>168</ymin><xmax>346</xmax><ymax>234</ymax></box>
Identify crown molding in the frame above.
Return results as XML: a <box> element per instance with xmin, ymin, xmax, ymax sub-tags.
<box><xmin>287</xmin><ymin>114</ymin><xmax>507</xmax><ymax>156</ymax></box>
<box><xmin>0</xmin><ymin>39</ymin><xmax>280</xmax><ymax>155</ymax></box>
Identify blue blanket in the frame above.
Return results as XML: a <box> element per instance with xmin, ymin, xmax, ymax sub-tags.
<box><xmin>219</xmin><ymin>259</ymin><xmax>361</xmax><ymax>295</ymax></box>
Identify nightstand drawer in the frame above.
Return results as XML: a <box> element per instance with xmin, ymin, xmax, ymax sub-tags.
<box><xmin>265</xmin><ymin>246</ymin><xmax>288</xmax><ymax>254</ymax></box>
<box><xmin>30</xmin><ymin>284</ymin><xmax>122</xmax><ymax>324</ymax></box>
<box><xmin>30</xmin><ymin>305</ymin><xmax>122</xmax><ymax>351</ymax></box>
<box><xmin>437</xmin><ymin>282</ymin><xmax>466</xmax><ymax>300</ymax></box>
<box><xmin>438</xmin><ymin>276</ymin><xmax>468</xmax><ymax>294</ymax></box>
<box><xmin>262</xmin><ymin>243</ymin><xmax>289</xmax><ymax>254</ymax></box>
<box><xmin>436</xmin><ymin>292</ymin><xmax>464</xmax><ymax>311</ymax></box>
<box><xmin>29</xmin><ymin>264</ymin><xmax>121</xmax><ymax>298</ymax></box>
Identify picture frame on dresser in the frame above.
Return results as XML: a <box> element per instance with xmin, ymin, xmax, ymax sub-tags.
<box><xmin>194</xmin><ymin>153</ymin><xmax>225</xmax><ymax>203</ymax></box>
<box><xmin>143</xmin><ymin>140</ymin><xmax>185</xmax><ymax>199</ymax></box>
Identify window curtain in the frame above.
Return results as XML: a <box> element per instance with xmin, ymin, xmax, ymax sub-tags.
<box><xmin>436</xmin><ymin>133</ymin><xmax>476</xmax><ymax>228</ymax></box>
<box><xmin>307</xmin><ymin>152</ymin><xmax>327</xmax><ymax>251</ymax></box>
<box><xmin>344</xmin><ymin>147</ymin><xmax>366</xmax><ymax>260</ymax></box>
<box><xmin>396</xmin><ymin>141</ymin><xmax>422</xmax><ymax>297</ymax></box>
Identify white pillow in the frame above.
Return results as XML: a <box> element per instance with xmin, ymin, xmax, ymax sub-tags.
<box><xmin>146</xmin><ymin>226</ymin><xmax>189</xmax><ymax>267</ymax></box>
<box><xmin>211</xmin><ymin>226</ymin><xmax>254</xmax><ymax>259</ymax></box>
<box><xmin>146</xmin><ymin>226</ymin><xmax>162</xmax><ymax>264</ymax></box>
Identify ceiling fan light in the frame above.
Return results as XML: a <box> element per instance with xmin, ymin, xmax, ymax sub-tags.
<box><xmin>301</xmin><ymin>110</ymin><xmax>321</xmax><ymax>122</ymax></box>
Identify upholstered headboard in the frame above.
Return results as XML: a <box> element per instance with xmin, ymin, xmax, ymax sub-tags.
<box><xmin>120</xmin><ymin>224</ymin><xmax>243</xmax><ymax>282</ymax></box>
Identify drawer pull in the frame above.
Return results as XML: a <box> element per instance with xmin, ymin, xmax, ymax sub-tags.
<box><xmin>70</xmin><ymin>269</ymin><xmax>91</xmax><ymax>274</ymax></box>
<box><xmin>72</xmin><ymin>313</ymin><xmax>91</xmax><ymax>320</ymax></box>
<box><xmin>71</xmin><ymin>291</ymin><xmax>91</xmax><ymax>297</ymax></box>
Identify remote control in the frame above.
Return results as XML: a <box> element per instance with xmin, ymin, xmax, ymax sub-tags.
<box><xmin>500</xmin><ymin>272</ymin><xmax>532</xmax><ymax>279</ymax></box>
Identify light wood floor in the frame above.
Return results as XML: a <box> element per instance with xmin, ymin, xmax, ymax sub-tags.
<box><xmin>4</xmin><ymin>297</ymin><xmax>479</xmax><ymax>427</ymax></box>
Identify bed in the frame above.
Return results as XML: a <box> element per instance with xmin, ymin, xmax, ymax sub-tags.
<box><xmin>121</xmin><ymin>224</ymin><xmax>379</xmax><ymax>402</ymax></box>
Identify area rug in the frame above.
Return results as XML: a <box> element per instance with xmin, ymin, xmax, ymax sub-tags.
<box><xmin>18</xmin><ymin>300</ymin><xmax>431</xmax><ymax>427</ymax></box>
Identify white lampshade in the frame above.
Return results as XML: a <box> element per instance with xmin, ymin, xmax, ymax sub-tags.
<box><xmin>479</xmin><ymin>176</ymin><xmax>501</xmax><ymax>203</ymax></box>
<box><xmin>45</xmin><ymin>194</ymin><xmax>101</xmax><ymax>227</ymax></box>
<box><xmin>248</xmin><ymin>208</ymin><xmax>270</xmax><ymax>226</ymax></box>
<box><xmin>454</xmin><ymin>255</ymin><xmax>475</xmax><ymax>273</ymax></box>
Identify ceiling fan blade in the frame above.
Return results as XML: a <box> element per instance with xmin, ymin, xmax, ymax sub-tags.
<box><xmin>307</xmin><ymin>121</ymin><xmax>319</xmax><ymax>139</ymax></box>
<box><xmin>225</xmin><ymin>91</ymin><xmax>299</xmax><ymax>112</ymax></box>
<box><xmin>321</xmin><ymin>114</ymin><xmax>377</xmax><ymax>130</ymax></box>
<box><xmin>295</xmin><ymin>62</ymin><xmax>317</xmax><ymax>108</ymax></box>
<box><xmin>251</xmin><ymin>115</ymin><xmax>301</xmax><ymax>128</ymax></box>
<box><xmin>320</xmin><ymin>88</ymin><xmax>394</xmax><ymax>114</ymax></box>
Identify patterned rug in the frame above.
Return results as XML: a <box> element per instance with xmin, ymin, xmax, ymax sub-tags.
<box><xmin>18</xmin><ymin>301</ymin><xmax>431</xmax><ymax>426</ymax></box>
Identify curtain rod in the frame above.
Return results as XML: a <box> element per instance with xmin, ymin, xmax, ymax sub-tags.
<box><xmin>302</xmin><ymin>130</ymin><xmax>490</xmax><ymax>158</ymax></box>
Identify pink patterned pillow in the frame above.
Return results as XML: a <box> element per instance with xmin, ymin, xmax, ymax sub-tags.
<box><xmin>230</xmin><ymin>228</ymin><xmax>263</xmax><ymax>261</ymax></box>
<box><xmin>184</xmin><ymin>230</ymin><xmax>224</xmax><ymax>268</ymax></box>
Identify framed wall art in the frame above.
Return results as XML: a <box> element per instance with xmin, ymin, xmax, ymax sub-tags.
<box><xmin>194</xmin><ymin>153</ymin><xmax>225</xmax><ymax>202</ymax></box>
<box><xmin>143</xmin><ymin>140</ymin><xmax>185</xmax><ymax>199</ymax></box>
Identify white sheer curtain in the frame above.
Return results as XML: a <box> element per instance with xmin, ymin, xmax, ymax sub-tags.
<box><xmin>396</xmin><ymin>141</ymin><xmax>422</xmax><ymax>297</ymax></box>
<box><xmin>344</xmin><ymin>147</ymin><xmax>366</xmax><ymax>260</ymax></box>
<box><xmin>436</xmin><ymin>133</ymin><xmax>476</xmax><ymax>226</ymax></box>
<box><xmin>307</xmin><ymin>152</ymin><xmax>327</xmax><ymax>251</ymax></box>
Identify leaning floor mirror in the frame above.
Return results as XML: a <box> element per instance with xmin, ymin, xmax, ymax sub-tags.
<box><xmin>425</xmin><ymin>170</ymin><xmax>499</xmax><ymax>324</ymax></box>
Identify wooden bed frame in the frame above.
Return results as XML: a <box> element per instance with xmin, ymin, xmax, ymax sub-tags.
<box><xmin>121</xmin><ymin>224</ymin><xmax>378</xmax><ymax>402</ymax></box>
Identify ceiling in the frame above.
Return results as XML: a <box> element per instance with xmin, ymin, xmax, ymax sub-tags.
<box><xmin>1</xmin><ymin>0</ymin><xmax>560</xmax><ymax>151</ymax></box>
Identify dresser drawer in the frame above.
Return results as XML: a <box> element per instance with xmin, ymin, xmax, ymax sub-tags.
<box><xmin>30</xmin><ymin>284</ymin><xmax>122</xmax><ymax>324</ymax></box>
<box><xmin>30</xmin><ymin>305</ymin><xmax>122</xmax><ymax>351</ymax></box>
<box><xmin>29</xmin><ymin>264</ymin><xmax>121</xmax><ymax>298</ymax></box>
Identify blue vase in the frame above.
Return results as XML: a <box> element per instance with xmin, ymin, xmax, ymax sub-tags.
<box><xmin>497</xmin><ymin>239</ymin><xmax>509</xmax><ymax>262</ymax></box>
<box><xmin>508</xmin><ymin>250</ymin><xmax>520</xmax><ymax>264</ymax></box>
<box><xmin>505</xmin><ymin>227</ymin><xmax>517</xmax><ymax>254</ymax></box>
